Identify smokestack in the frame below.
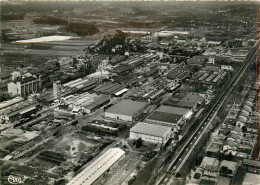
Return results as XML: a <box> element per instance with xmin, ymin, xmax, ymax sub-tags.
<box><xmin>53</xmin><ymin>81</ymin><xmax>61</xmax><ymax>99</ymax></box>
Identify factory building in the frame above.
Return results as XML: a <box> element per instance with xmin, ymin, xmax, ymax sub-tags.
<box><xmin>164</xmin><ymin>92</ymin><xmax>205</xmax><ymax>110</ymax></box>
<box><xmin>129</xmin><ymin>122</ymin><xmax>171</xmax><ymax>144</ymax></box>
<box><xmin>68</xmin><ymin>148</ymin><xmax>125</xmax><ymax>185</ymax></box>
<box><xmin>0</xmin><ymin>98</ymin><xmax>40</xmax><ymax>123</ymax></box>
<box><xmin>65</xmin><ymin>93</ymin><xmax>110</xmax><ymax>114</ymax></box>
<box><xmin>38</xmin><ymin>79</ymin><xmax>97</xmax><ymax>105</ymax></box>
<box><xmin>63</xmin><ymin>78</ymin><xmax>97</xmax><ymax>91</ymax></box>
<box><xmin>8</xmin><ymin>73</ymin><xmax>42</xmax><ymax>97</ymax></box>
<box><xmin>84</xmin><ymin>95</ymin><xmax>110</xmax><ymax>114</ymax></box>
<box><xmin>104</xmin><ymin>99</ymin><xmax>147</xmax><ymax>121</ymax></box>
<box><xmin>93</xmin><ymin>82</ymin><xmax>126</xmax><ymax>95</ymax></box>
<box><xmin>146</xmin><ymin>105</ymin><xmax>192</xmax><ymax>127</ymax></box>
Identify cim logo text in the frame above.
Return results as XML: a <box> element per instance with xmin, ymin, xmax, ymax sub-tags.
<box><xmin>7</xmin><ymin>175</ymin><xmax>25</xmax><ymax>184</ymax></box>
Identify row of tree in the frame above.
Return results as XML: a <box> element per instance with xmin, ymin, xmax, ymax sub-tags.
<box><xmin>1</xmin><ymin>13</ymin><xmax>25</xmax><ymax>21</ymax></box>
<box><xmin>33</xmin><ymin>16</ymin><xmax>99</xmax><ymax>36</ymax></box>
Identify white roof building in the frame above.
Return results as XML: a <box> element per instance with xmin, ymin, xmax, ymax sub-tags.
<box><xmin>68</xmin><ymin>148</ymin><xmax>125</xmax><ymax>185</ymax></box>
<box><xmin>130</xmin><ymin>122</ymin><xmax>171</xmax><ymax>144</ymax></box>
<box><xmin>242</xmin><ymin>173</ymin><xmax>260</xmax><ymax>185</ymax></box>
<box><xmin>154</xmin><ymin>31</ymin><xmax>189</xmax><ymax>37</ymax></box>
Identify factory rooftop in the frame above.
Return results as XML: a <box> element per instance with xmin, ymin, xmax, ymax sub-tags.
<box><xmin>147</xmin><ymin>105</ymin><xmax>190</xmax><ymax>125</ymax></box>
<box><xmin>105</xmin><ymin>99</ymin><xmax>147</xmax><ymax>117</ymax></box>
<box><xmin>0</xmin><ymin>99</ymin><xmax>39</xmax><ymax>116</ymax></box>
<box><xmin>130</xmin><ymin>122</ymin><xmax>171</xmax><ymax>138</ymax></box>
<box><xmin>147</xmin><ymin>111</ymin><xmax>183</xmax><ymax>124</ymax></box>
<box><xmin>63</xmin><ymin>78</ymin><xmax>96</xmax><ymax>90</ymax></box>
<box><xmin>93</xmin><ymin>82</ymin><xmax>126</xmax><ymax>95</ymax></box>
<box><xmin>0</xmin><ymin>97</ymin><xmax>24</xmax><ymax>110</ymax></box>
<box><xmin>164</xmin><ymin>92</ymin><xmax>205</xmax><ymax>109</ymax></box>
<box><xmin>85</xmin><ymin>95</ymin><xmax>110</xmax><ymax>111</ymax></box>
<box><xmin>68</xmin><ymin>148</ymin><xmax>125</xmax><ymax>185</ymax></box>
<box><xmin>156</xmin><ymin>105</ymin><xmax>190</xmax><ymax>115</ymax></box>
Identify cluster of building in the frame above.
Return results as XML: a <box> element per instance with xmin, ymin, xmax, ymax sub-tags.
<box><xmin>187</xmin><ymin>73</ymin><xmax>260</xmax><ymax>184</ymax></box>
<box><xmin>0</xmin><ymin>97</ymin><xmax>40</xmax><ymax>123</ymax></box>
<box><xmin>188</xmin><ymin>157</ymin><xmax>239</xmax><ymax>185</ymax></box>
<box><xmin>62</xmin><ymin>92</ymin><xmax>110</xmax><ymax>114</ymax></box>
<box><xmin>188</xmin><ymin>155</ymin><xmax>260</xmax><ymax>185</ymax></box>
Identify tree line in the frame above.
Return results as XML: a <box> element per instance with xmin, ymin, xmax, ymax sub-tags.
<box><xmin>33</xmin><ymin>16</ymin><xmax>99</xmax><ymax>36</ymax></box>
<box><xmin>1</xmin><ymin>13</ymin><xmax>25</xmax><ymax>21</ymax></box>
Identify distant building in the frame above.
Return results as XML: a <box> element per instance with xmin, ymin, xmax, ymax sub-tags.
<box><xmin>141</xmin><ymin>35</ymin><xmax>153</xmax><ymax>43</ymax></box>
<box><xmin>129</xmin><ymin>122</ymin><xmax>171</xmax><ymax>144</ymax></box>
<box><xmin>203</xmin><ymin>49</ymin><xmax>217</xmax><ymax>56</ymax></box>
<box><xmin>8</xmin><ymin>74</ymin><xmax>42</xmax><ymax>97</ymax></box>
<box><xmin>176</xmin><ymin>39</ymin><xmax>186</xmax><ymax>44</ymax></box>
<box><xmin>205</xmin><ymin>65</ymin><xmax>220</xmax><ymax>72</ymax></box>
<box><xmin>58</xmin><ymin>57</ymin><xmax>73</xmax><ymax>68</ymax></box>
<box><xmin>207</xmin><ymin>41</ymin><xmax>221</xmax><ymax>46</ymax></box>
<box><xmin>220</xmin><ymin>65</ymin><xmax>233</xmax><ymax>71</ymax></box>
<box><xmin>208</xmin><ymin>57</ymin><xmax>215</xmax><ymax>64</ymax></box>
<box><xmin>104</xmin><ymin>99</ymin><xmax>147</xmax><ymax>121</ymax></box>
<box><xmin>154</xmin><ymin>31</ymin><xmax>189</xmax><ymax>37</ymax></box>
<box><xmin>189</xmin><ymin>55</ymin><xmax>208</xmax><ymax>66</ymax></box>
<box><xmin>10</xmin><ymin>71</ymin><xmax>21</xmax><ymax>81</ymax></box>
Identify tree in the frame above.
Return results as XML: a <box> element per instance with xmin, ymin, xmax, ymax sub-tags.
<box><xmin>135</xmin><ymin>138</ymin><xmax>143</xmax><ymax>148</ymax></box>
<box><xmin>220</xmin><ymin>166</ymin><xmax>228</xmax><ymax>174</ymax></box>
<box><xmin>0</xmin><ymin>93</ymin><xmax>11</xmax><ymax>102</ymax></box>
<box><xmin>242</xmin><ymin>126</ymin><xmax>247</xmax><ymax>133</ymax></box>
<box><xmin>191</xmin><ymin>65</ymin><xmax>201</xmax><ymax>73</ymax></box>
<box><xmin>219</xmin><ymin>166</ymin><xmax>232</xmax><ymax>175</ymax></box>
<box><xmin>55</xmin><ymin>62</ymin><xmax>60</xmax><ymax>68</ymax></box>
<box><xmin>176</xmin><ymin>173</ymin><xmax>181</xmax><ymax>177</ymax></box>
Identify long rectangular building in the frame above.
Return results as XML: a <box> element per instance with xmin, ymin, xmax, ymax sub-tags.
<box><xmin>0</xmin><ymin>97</ymin><xmax>24</xmax><ymax>110</ymax></box>
<box><xmin>105</xmin><ymin>99</ymin><xmax>147</xmax><ymax>121</ymax></box>
<box><xmin>130</xmin><ymin>122</ymin><xmax>171</xmax><ymax>144</ymax></box>
<box><xmin>93</xmin><ymin>83</ymin><xmax>126</xmax><ymax>95</ymax></box>
<box><xmin>85</xmin><ymin>95</ymin><xmax>110</xmax><ymax>113</ymax></box>
<box><xmin>64</xmin><ymin>78</ymin><xmax>97</xmax><ymax>90</ymax></box>
<box><xmin>0</xmin><ymin>99</ymin><xmax>40</xmax><ymax>122</ymax></box>
<box><xmin>68</xmin><ymin>148</ymin><xmax>125</xmax><ymax>185</ymax></box>
<box><xmin>146</xmin><ymin>105</ymin><xmax>192</xmax><ymax>127</ymax></box>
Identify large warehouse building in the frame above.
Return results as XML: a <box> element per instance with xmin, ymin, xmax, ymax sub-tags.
<box><xmin>104</xmin><ymin>99</ymin><xmax>147</xmax><ymax>121</ymax></box>
<box><xmin>68</xmin><ymin>148</ymin><xmax>125</xmax><ymax>185</ymax></box>
<box><xmin>146</xmin><ymin>105</ymin><xmax>192</xmax><ymax>127</ymax></box>
<box><xmin>130</xmin><ymin>122</ymin><xmax>171</xmax><ymax>144</ymax></box>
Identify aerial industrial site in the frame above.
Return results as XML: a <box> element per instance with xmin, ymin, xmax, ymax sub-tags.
<box><xmin>0</xmin><ymin>1</ymin><xmax>259</xmax><ymax>185</ymax></box>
